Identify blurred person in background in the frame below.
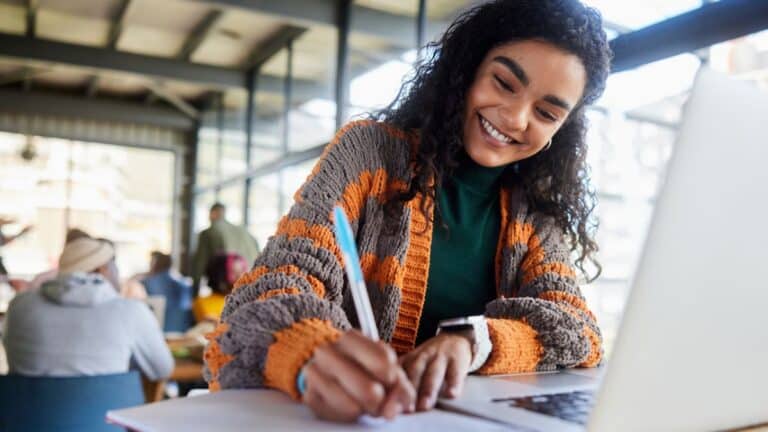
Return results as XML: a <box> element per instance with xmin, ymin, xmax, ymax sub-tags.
<box><xmin>2</xmin><ymin>237</ymin><xmax>173</xmax><ymax>380</ymax></box>
<box><xmin>95</xmin><ymin>237</ymin><xmax>147</xmax><ymax>301</ymax></box>
<box><xmin>192</xmin><ymin>203</ymin><xmax>259</xmax><ymax>297</ymax></box>
<box><xmin>142</xmin><ymin>251</ymin><xmax>193</xmax><ymax>332</ymax></box>
<box><xmin>192</xmin><ymin>252</ymin><xmax>248</xmax><ymax>324</ymax></box>
<box><xmin>18</xmin><ymin>228</ymin><xmax>92</xmax><ymax>293</ymax></box>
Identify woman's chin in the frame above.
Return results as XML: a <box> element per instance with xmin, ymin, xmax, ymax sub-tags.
<box><xmin>465</xmin><ymin>145</ymin><xmax>511</xmax><ymax>168</ymax></box>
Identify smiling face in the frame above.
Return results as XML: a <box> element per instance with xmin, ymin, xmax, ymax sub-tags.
<box><xmin>462</xmin><ymin>39</ymin><xmax>588</xmax><ymax>167</ymax></box>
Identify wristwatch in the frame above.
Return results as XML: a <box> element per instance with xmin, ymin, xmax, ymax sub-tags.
<box><xmin>436</xmin><ymin>315</ymin><xmax>492</xmax><ymax>373</ymax></box>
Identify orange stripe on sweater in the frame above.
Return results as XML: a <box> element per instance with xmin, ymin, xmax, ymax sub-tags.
<box><xmin>337</xmin><ymin>169</ymin><xmax>408</xmax><ymax>222</ymax></box>
<box><xmin>520</xmin><ymin>234</ymin><xmax>544</xmax><ymax>275</ymax></box>
<box><xmin>235</xmin><ymin>264</ymin><xmax>326</xmax><ymax>298</ymax></box>
<box><xmin>263</xmin><ymin>318</ymin><xmax>341</xmax><ymax>400</ymax></box>
<box><xmin>360</xmin><ymin>253</ymin><xmax>404</xmax><ymax>289</ymax></box>
<box><xmin>539</xmin><ymin>290</ymin><xmax>598</xmax><ymax>323</ymax></box>
<box><xmin>494</xmin><ymin>189</ymin><xmax>512</xmax><ymax>296</ymax></box>
<box><xmin>257</xmin><ymin>287</ymin><xmax>302</xmax><ymax>301</ymax></box>
<box><xmin>203</xmin><ymin>322</ymin><xmax>235</xmax><ymax>392</ymax></box>
<box><xmin>234</xmin><ymin>265</ymin><xmax>270</xmax><ymax>290</ymax></box>
<box><xmin>477</xmin><ymin>319</ymin><xmax>542</xmax><ymax>374</ymax></box>
<box><xmin>275</xmin><ymin>217</ymin><xmax>342</xmax><ymax>264</ymax></box>
<box><xmin>578</xmin><ymin>326</ymin><xmax>602</xmax><ymax>367</ymax></box>
<box><xmin>505</xmin><ymin>220</ymin><xmax>535</xmax><ymax>248</ymax></box>
<box><xmin>391</xmin><ymin>193</ymin><xmax>433</xmax><ymax>354</ymax></box>
<box><xmin>521</xmin><ymin>262</ymin><xmax>577</xmax><ymax>286</ymax></box>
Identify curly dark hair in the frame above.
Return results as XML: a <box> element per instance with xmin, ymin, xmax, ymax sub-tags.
<box><xmin>373</xmin><ymin>0</ymin><xmax>612</xmax><ymax>281</ymax></box>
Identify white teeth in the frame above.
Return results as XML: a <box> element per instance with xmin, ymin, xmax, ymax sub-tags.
<box><xmin>480</xmin><ymin>117</ymin><xmax>513</xmax><ymax>143</ymax></box>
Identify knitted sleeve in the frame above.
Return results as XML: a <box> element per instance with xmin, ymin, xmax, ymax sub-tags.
<box><xmin>477</xmin><ymin>215</ymin><xmax>602</xmax><ymax>374</ymax></box>
<box><xmin>203</xmin><ymin>120</ymin><xmax>396</xmax><ymax>399</ymax></box>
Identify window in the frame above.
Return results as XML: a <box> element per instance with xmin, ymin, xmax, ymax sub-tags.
<box><xmin>0</xmin><ymin>133</ymin><xmax>174</xmax><ymax>277</ymax></box>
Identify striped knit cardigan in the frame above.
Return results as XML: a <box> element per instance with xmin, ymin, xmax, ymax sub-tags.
<box><xmin>204</xmin><ymin>120</ymin><xmax>602</xmax><ymax>399</ymax></box>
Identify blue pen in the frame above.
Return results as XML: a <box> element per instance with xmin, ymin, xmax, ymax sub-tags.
<box><xmin>333</xmin><ymin>206</ymin><xmax>380</xmax><ymax>341</ymax></box>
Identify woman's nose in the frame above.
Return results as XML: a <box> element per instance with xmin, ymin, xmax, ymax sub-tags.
<box><xmin>498</xmin><ymin>103</ymin><xmax>529</xmax><ymax>132</ymax></box>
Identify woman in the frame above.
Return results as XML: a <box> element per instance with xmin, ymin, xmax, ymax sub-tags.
<box><xmin>204</xmin><ymin>0</ymin><xmax>611</xmax><ymax>423</ymax></box>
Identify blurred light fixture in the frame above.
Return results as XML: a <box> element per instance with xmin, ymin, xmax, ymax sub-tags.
<box><xmin>20</xmin><ymin>135</ymin><xmax>37</xmax><ymax>162</ymax></box>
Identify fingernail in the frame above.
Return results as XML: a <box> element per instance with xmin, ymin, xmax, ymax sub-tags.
<box><xmin>449</xmin><ymin>386</ymin><xmax>458</xmax><ymax>397</ymax></box>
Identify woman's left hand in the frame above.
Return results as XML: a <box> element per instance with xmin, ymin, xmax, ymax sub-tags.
<box><xmin>399</xmin><ymin>332</ymin><xmax>473</xmax><ymax>411</ymax></box>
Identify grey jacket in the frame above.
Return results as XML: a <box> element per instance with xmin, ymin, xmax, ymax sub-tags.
<box><xmin>2</xmin><ymin>272</ymin><xmax>174</xmax><ymax>380</ymax></box>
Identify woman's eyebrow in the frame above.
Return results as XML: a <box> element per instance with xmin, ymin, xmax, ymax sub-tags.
<box><xmin>493</xmin><ymin>55</ymin><xmax>574</xmax><ymax>112</ymax></box>
<box><xmin>493</xmin><ymin>56</ymin><xmax>529</xmax><ymax>86</ymax></box>
<box><xmin>543</xmin><ymin>95</ymin><xmax>572</xmax><ymax>112</ymax></box>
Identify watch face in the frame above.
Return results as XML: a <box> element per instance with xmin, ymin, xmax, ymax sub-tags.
<box><xmin>441</xmin><ymin>323</ymin><xmax>474</xmax><ymax>333</ymax></box>
<box><xmin>438</xmin><ymin>315</ymin><xmax>485</xmax><ymax>327</ymax></box>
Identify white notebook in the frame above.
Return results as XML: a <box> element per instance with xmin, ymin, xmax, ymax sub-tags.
<box><xmin>107</xmin><ymin>389</ymin><xmax>517</xmax><ymax>431</ymax></box>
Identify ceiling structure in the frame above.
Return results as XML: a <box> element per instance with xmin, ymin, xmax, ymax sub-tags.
<box><xmin>0</xmin><ymin>0</ymin><xmax>464</xmax><ymax>127</ymax></box>
<box><xmin>0</xmin><ymin>0</ymin><xmax>765</xmax><ymax>132</ymax></box>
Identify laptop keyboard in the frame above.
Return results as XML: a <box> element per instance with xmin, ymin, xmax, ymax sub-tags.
<box><xmin>491</xmin><ymin>390</ymin><xmax>595</xmax><ymax>425</ymax></box>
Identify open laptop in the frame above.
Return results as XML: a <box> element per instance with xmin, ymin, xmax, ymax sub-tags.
<box><xmin>439</xmin><ymin>68</ymin><xmax>768</xmax><ymax>431</ymax></box>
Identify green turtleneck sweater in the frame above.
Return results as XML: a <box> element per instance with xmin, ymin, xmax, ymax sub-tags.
<box><xmin>416</xmin><ymin>152</ymin><xmax>507</xmax><ymax>345</ymax></box>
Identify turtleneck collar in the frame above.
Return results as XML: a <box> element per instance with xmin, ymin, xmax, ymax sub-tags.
<box><xmin>449</xmin><ymin>149</ymin><xmax>508</xmax><ymax>195</ymax></box>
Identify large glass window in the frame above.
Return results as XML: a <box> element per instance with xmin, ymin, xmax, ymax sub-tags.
<box><xmin>196</xmin><ymin>111</ymin><xmax>219</xmax><ymax>189</ymax></box>
<box><xmin>346</xmin><ymin>0</ymin><xmax>419</xmax><ymax>121</ymax></box>
<box><xmin>220</xmin><ymin>91</ymin><xmax>248</xmax><ymax>184</ymax></box>
<box><xmin>583</xmin><ymin>0</ymin><xmax>704</xmax><ymax>30</ymax></box>
<box><xmin>248</xmin><ymin>173</ymin><xmax>280</xmax><ymax>247</ymax></box>
<box><xmin>218</xmin><ymin>183</ymin><xmax>245</xmax><ymax>227</ymax></box>
<box><xmin>288</xmin><ymin>27</ymin><xmax>337</xmax><ymax>151</ymax></box>
<box><xmin>0</xmin><ymin>133</ymin><xmax>174</xmax><ymax>278</ymax></box>
<box><xmin>254</xmin><ymin>49</ymin><xmax>289</xmax><ymax>162</ymax></box>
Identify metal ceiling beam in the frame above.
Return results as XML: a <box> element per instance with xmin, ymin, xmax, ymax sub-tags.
<box><xmin>0</xmin><ymin>67</ymin><xmax>50</xmax><ymax>87</ymax></box>
<box><xmin>610</xmin><ymin>0</ymin><xmax>768</xmax><ymax>73</ymax></box>
<box><xmin>192</xmin><ymin>0</ymin><xmax>446</xmax><ymax>48</ymax></box>
<box><xmin>602</xmin><ymin>19</ymin><xmax>632</xmax><ymax>35</ymax></box>
<box><xmin>144</xmin><ymin>81</ymin><xmax>200</xmax><ymax>119</ymax></box>
<box><xmin>144</xmin><ymin>91</ymin><xmax>158</xmax><ymax>105</ymax></box>
<box><xmin>195</xmin><ymin>143</ymin><xmax>325</xmax><ymax>194</ymax></box>
<box><xmin>107</xmin><ymin>0</ymin><xmax>132</xmax><ymax>49</ymax></box>
<box><xmin>245</xmin><ymin>25</ymin><xmax>306</xmax><ymax>69</ymax></box>
<box><xmin>178</xmin><ymin>9</ymin><xmax>223</xmax><ymax>61</ymax></box>
<box><xmin>26</xmin><ymin>0</ymin><xmax>38</xmax><ymax>38</ymax></box>
<box><xmin>259</xmin><ymin>73</ymin><xmax>331</xmax><ymax>101</ymax></box>
<box><xmin>21</xmin><ymin>67</ymin><xmax>34</xmax><ymax>92</ymax></box>
<box><xmin>0</xmin><ymin>32</ymin><xmax>245</xmax><ymax>89</ymax></box>
<box><xmin>85</xmin><ymin>75</ymin><xmax>100</xmax><ymax>98</ymax></box>
<box><xmin>0</xmin><ymin>88</ymin><xmax>195</xmax><ymax>130</ymax></box>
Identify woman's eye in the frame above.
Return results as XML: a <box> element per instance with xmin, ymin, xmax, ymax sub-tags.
<box><xmin>494</xmin><ymin>75</ymin><xmax>514</xmax><ymax>92</ymax></box>
<box><xmin>537</xmin><ymin>108</ymin><xmax>557</xmax><ymax>122</ymax></box>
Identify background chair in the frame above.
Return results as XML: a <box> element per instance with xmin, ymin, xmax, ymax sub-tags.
<box><xmin>0</xmin><ymin>371</ymin><xmax>144</xmax><ymax>431</ymax></box>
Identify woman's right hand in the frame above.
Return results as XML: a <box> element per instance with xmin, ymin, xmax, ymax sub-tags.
<box><xmin>302</xmin><ymin>330</ymin><xmax>417</xmax><ymax>422</ymax></box>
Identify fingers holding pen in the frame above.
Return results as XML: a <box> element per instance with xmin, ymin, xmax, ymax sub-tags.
<box><xmin>304</xmin><ymin>331</ymin><xmax>416</xmax><ymax>421</ymax></box>
<box><xmin>313</xmin><ymin>341</ymin><xmax>387</xmax><ymax>415</ymax></box>
<box><xmin>335</xmin><ymin>330</ymin><xmax>399</xmax><ymax>386</ymax></box>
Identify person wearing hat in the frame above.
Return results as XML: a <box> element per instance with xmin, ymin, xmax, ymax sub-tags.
<box><xmin>1</xmin><ymin>237</ymin><xmax>174</xmax><ymax>380</ymax></box>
